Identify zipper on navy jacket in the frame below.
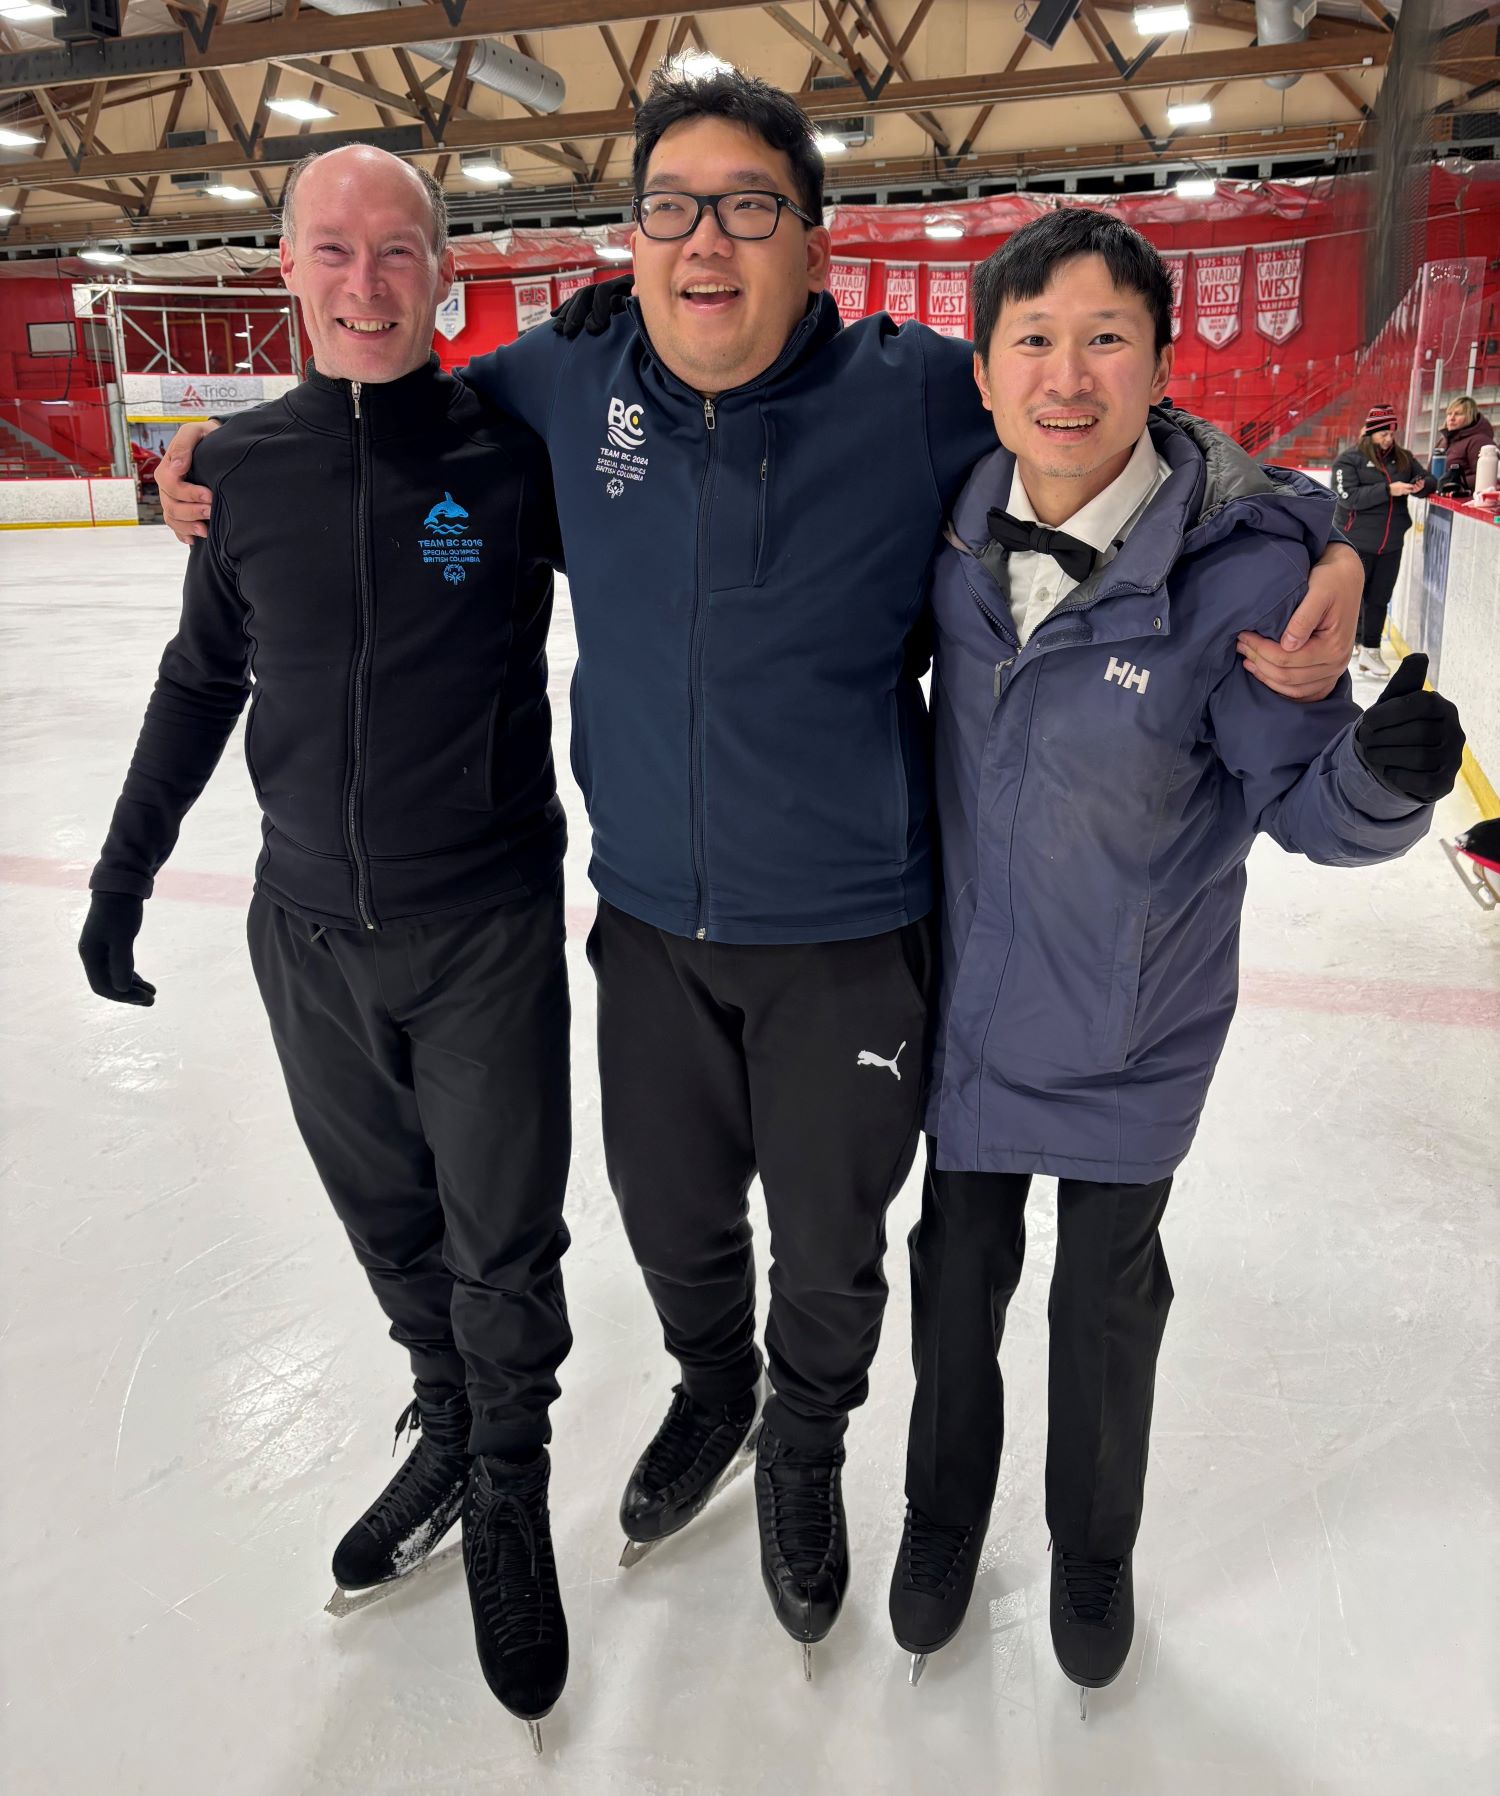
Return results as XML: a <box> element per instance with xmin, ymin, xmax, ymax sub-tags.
<box><xmin>687</xmin><ymin>395</ymin><xmax>717</xmax><ymax>938</ymax></box>
<box><xmin>345</xmin><ymin>379</ymin><xmax>378</xmax><ymax>930</ymax></box>
<box><xmin>958</xmin><ymin>558</ymin><xmax>1018</xmax><ymax>699</ymax></box>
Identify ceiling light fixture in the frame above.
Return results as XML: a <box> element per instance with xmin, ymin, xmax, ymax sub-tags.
<box><xmin>925</xmin><ymin>218</ymin><xmax>964</xmax><ymax>240</ymax></box>
<box><xmin>461</xmin><ymin>152</ymin><xmax>512</xmax><ymax>185</ymax></box>
<box><xmin>813</xmin><ymin>133</ymin><xmax>848</xmax><ymax>156</ymax></box>
<box><xmin>205</xmin><ymin>183</ymin><xmax>256</xmax><ymax>202</ymax></box>
<box><xmin>0</xmin><ymin>204</ymin><xmax>16</xmax><ymax>218</ymax></box>
<box><xmin>595</xmin><ymin>245</ymin><xmax>632</xmax><ymax>261</ymax></box>
<box><xmin>0</xmin><ymin>3</ymin><xmax>65</xmax><ymax>19</ymax></box>
<box><xmin>266</xmin><ymin>98</ymin><xmax>335</xmax><ymax>122</ymax></box>
<box><xmin>1167</xmin><ymin>101</ymin><xmax>1214</xmax><ymax>126</ymax></box>
<box><xmin>79</xmin><ymin>242</ymin><xmax>127</xmax><ymax>265</ymax></box>
<box><xmin>1174</xmin><ymin>175</ymin><xmax>1217</xmax><ymax>199</ymax></box>
<box><xmin>672</xmin><ymin>50</ymin><xmax>735</xmax><ymax>81</ymax></box>
<box><xmin>1132</xmin><ymin>5</ymin><xmax>1191</xmax><ymax>31</ymax></box>
<box><xmin>0</xmin><ymin>126</ymin><xmax>43</xmax><ymax>147</ymax></box>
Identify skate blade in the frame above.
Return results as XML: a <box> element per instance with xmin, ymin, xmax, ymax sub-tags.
<box><xmin>1079</xmin><ymin>1685</ymin><xmax>1087</xmax><ymax>1722</ymax></box>
<box><xmin>802</xmin><ymin>1642</ymin><xmax>814</xmax><ymax>1683</ymax></box>
<box><xmin>527</xmin><ymin>1719</ymin><xmax>544</xmax><ymax>1757</ymax></box>
<box><xmin>324</xmin><ymin>1537</ymin><xmax>463</xmax><ymax>1618</ymax></box>
<box><xmin>908</xmin><ymin>1652</ymin><xmax>927</xmax><ymax>1687</ymax></box>
<box><xmin>618</xmin><ymin>1537</ymin><xmax>658</xmax><ymax>1570</ymax></box>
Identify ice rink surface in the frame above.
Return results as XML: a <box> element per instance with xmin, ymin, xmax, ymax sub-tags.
<box><xmin>2</xmin><ymin>527</ymin><xmax>1497</xmax><ymax>1796</ymax></box>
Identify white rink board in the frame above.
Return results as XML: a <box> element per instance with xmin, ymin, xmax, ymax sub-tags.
<box><xmin>0</xmin><ymin>476</ymin><xmax>137</xmax><ymax>527</ymax></box>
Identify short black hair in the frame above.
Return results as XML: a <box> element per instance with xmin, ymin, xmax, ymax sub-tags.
<box><xmin>971</xmin><ymin>208</ymin><xmax>1173</xmax><ymax>359</ymax></box>
<box><xmin>632</xmin><ymin>63</ymin><xmax>824</xmax><ymax>225</ymax></box>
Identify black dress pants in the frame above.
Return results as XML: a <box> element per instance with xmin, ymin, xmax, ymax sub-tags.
<box><xmin>588</xmin><ymin>899</ymin><xmax>932</xmax><ymax>1449</ymax></box>
<box><xmin>247</xmin><ymin>882</ymin><xmax>572</xmax><ymax>1459</ymax></box>
<box><xmin>905</xmin><ymin>1139</ymin><xmax>1173</xmax><ymax>1558</ymax></box>
<box><xmin>1358</xmin><ymin>548</ymin><xmax>1403</xmax><ymax>649</ymax></box>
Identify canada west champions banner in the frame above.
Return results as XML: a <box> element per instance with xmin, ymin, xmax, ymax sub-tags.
<box><xmin>883</xmin><ymin>263</ymin><xmax>919</xmax><ymax>325</ymax></box>
<box><xmin>828</xmin><ymin>259</ymin><xmax>871</xmax><ymax>324</ymax></box>
<box><xmin>1163</xmin><ymin>253</ymin><xmax>1186</xmax><ymax>341</ymax></box>
<box><xmin>925</xmin><ymin>264</ymin><xmax>970</xmax><ymax>338</ymax></box>
<box><xmin>1252</xmin><ymin>240</ymin><xmax>1307</xmax><ymax>345</ymax></box>
<box><xmin>1193</xmin><ymin>249</ymin><xmax>1245</xmax><ymax>349</ymax></box>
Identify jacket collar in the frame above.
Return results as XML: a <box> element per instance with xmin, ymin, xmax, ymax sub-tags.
<box><xmin>625</xmin><ymin>289</ymin><xmax>843</xmax><ymax>405</ymax></box>
<box><xmin>286</xmin><ymin>352</ymin><xmax>458</xmax><ymax>438</ymax></box>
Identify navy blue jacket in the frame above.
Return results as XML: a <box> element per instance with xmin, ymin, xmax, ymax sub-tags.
<box><xmin>927</xmin><ymin>411</ymin><xmax>1430</xmax><ymax>1183</ymax></box>
<box><xmin>465</xmin><ymin>296</ymin><xmax>995</xmax><ymax>943</ymax></box>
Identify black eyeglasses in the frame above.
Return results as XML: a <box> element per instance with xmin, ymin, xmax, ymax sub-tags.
<box><xmin>633</xmin><ymin>190</ymin><xmax>817</xmax><ymax>242</ymax></box>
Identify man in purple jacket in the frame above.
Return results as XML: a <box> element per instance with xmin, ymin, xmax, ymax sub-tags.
<box><xmin>887</xmin><ymin>210</ymin><xmax>1466</xmax><ymax>1707</ymax></box>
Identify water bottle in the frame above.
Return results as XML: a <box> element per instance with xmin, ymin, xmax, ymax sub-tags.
<box><xmin>1475</xmin><ymin>442</ymin><xmax>1499</xmax><ymax>496</ymax></box>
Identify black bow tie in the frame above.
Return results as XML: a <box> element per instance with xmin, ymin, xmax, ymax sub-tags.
<box><xmin>987</xmin><ymin>508</ymin><xmax>1098</xmax><ymax>583</ymax></box>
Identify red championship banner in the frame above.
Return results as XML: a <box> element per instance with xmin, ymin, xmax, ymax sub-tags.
<box><xmin>829</xmin><ymin>258</ymin><xmax>871</xmax><ymax>324</ymax></box>
<box><xmin>924</xmin><ymin>263</ymin><xmax>970</xmax><ymax>339</ymax></box>
<box><xmin>1193</xmin><ymin>249</ymin><xmax>1245</xmax><ymax>349</ymax></box>
<box><xmin>1163</xmin><ymin>253</ymin><xmax>1187</xmax><ymax>341</ymax></box>
<box><xmin>883</xmin><ymin>262</ymin><xmax>919</xmax><ymax>325</ymax></box>
<box><xmin>513</xmin><ymin>277</ymin><xmax>554</xmax><ymax>333</ymax></box>
<box><xmin>1252</xmin><ymin>239</ymin><xmax>1306</xmax><ymax>345</ymax></box>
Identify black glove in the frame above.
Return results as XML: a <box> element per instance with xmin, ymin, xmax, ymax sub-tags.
<box><xmin>550</xmin><ymin>273</ymin><xmax>633</xmax><ymax>339</ymax></box>
<box><xmin>1353</xmin><ymin>653</ymin><xmax>1465</xmax><ymax>805</ymax></box>
<box><xmin>78</xmin><ymin>891</ymin><xmax>156</xmax><ymax>1006</ymax></box>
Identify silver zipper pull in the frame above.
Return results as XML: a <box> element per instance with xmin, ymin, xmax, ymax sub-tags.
<box><xmin>760</xmin><ymin>458</ymin><xmax>767</xmax><ymax>480</ymax></box>
<box><xmin>704</xmin><ymin>397</ymin><xmax>716</xmax><ymax>432</ymax></box>
<box><xmin>351</xmin><ymin>380</ymin><xmax>362</xmax><ymax>420</ymax></box>
<box><xmin>994</xmin><ymin>664</ymin><xmax>1002</xmax><ymax>698</ymax></box>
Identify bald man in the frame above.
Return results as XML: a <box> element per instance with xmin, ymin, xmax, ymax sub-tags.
<box><xmin>78</xmin><ymin>146</ymin><xmax>570</xmax><ymax>1747</ymax></box>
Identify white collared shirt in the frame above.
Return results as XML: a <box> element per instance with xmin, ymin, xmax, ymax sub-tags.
<box><xmin>1004</xmin><ymin>431</ymin><xmax>1170</xmax><ymax>647</ymax></box>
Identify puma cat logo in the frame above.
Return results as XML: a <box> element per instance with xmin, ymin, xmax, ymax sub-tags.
<box><xmin>856</xmin><ymin>1041</ymin><xmax>906</xmax><ymax>1080</ymax></box>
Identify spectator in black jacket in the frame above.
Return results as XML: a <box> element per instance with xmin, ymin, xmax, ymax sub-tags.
<box><xmin>1331</xmin><ymin>403</ymin><xmax>1434</xmax><ymax>677</ymax></box>
<box><xmin>76</xmin><ymin>145</ymin><xmax>571</xmax><ymax>1747</ymax></box>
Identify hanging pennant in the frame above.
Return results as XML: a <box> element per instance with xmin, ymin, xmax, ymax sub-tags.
<box><xmin>1193</xmin><ymin>249</ymin><xmax>1245</xmax><ymax>349</ymax></box>
<box><xmin>1163</xmin><ymin>253</ymin><xmax>1187</xmax><ymax>341</ymax></box>
<box><xmin>554</xmin><ymin>269</ymin><xmax>595</xmax><ymax>307</ymax></box>
<box><xmin>1252</xmin><ymin>239</ymin><xmax>1306</xmax><ymax>345</ymax></box>
<box><xmin>434</xmin><ymin>282</ymin><xmax>467</xmax><ymax>342</ymax></box>
<box><xmin>924</xmin><ymin>263</ymin><xmax>971</xmax><ymax>339</ymax></box>
<box><xmin>828</xmin><ymin>259</ymin><xmax>871</xmax><ymax>324</ymax></box>
<box><xmin>514</xmin><ymin>277</ymin><xmax>554</xmax><ymax>333</ymax></box>
<box><xmin>883</xmin><ymin>262</ymin><xmax>919</xmax><ymax>326</ymax></box>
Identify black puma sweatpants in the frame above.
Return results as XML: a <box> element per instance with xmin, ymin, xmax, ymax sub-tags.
<box><xmin>588</xmin><ymin>898</ymin><xmax>933</xmax><ymax>1449</ymax></box>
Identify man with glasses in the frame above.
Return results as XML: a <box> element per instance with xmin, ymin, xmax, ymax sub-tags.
<box><xmin>156</xmin><ymin>65</ymin><xmax>1364</xmax><ymax>1676</ymax></box>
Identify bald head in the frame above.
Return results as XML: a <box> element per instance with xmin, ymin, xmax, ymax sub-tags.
<box><xmin>277</xmin><ymin>142</ymin><xmax>457</xmax><ymax>385</ymax></box>
<box><xmin>281</xmin><ymin>144</ymin><xmax>448</xmax><ymax>258</ymax></box>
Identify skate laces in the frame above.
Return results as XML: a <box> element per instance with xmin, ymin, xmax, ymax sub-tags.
<box><xmin>359</xmin><ymin>1430</ymin><xmax>469</xmax><ymax>1541</ymax></box>
<box><xmin>469</xmin><ymin>1472</ymin><xmax>558</xmax><ymax>1653</ymax></box>
<box><xmin>900</xmin><ymin>1508</ymin><xmax>975</xmax><ymax>1594</ymax></box>
<box><xmin>763</xmin><ymin>1444</ymin><xmax>842</xmax><ymax>1577</ymax></box>
<box><xmin>1057</xmin><ymin>1549</ymin><xmax>1124</xmax><ymax>1624</ymax></box>
<box><xmin>639</xmin><ymin>1389</ymin><xmax>727</xmax><ymax>1492</ymax></box>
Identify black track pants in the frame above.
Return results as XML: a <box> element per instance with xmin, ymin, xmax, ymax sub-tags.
<box><xmin>247</xmin><ymin>883</ymin><xmax>572</xmax><ymax>1458</ymax></box>
<box><xmin>1358</xmin><ymin>548</ymin><xmax>1403</xmax><ymax>649</ymax></box>
<box><xmin>589</xmin><ymin>900</ymin><xmax>932</xmax><ymax>1449</ymax></box>
<box><xmin>904</xmin><ymin>1139</ymin><xmax>1173</xmax><ymax>1557</ymax></box>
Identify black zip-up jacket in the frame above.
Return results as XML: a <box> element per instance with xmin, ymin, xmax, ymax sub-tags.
<box><xmin>1331</xmin><ymin>443</ymin><xmax>1433</xmax><ymax>557</ymax></box>
<box><xmin>90</xmin><ymin>356</ymin><xmax>565</xmax><ymax>929</ymax></box>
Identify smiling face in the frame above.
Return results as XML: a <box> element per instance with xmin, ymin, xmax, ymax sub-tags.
<box><xmin>974</xmin><ymin>251</ymin><xmax>1172</xmax><ymax>526</ymax></box>
<box><xmin>629</xmin><ymin>115</ymin><xmax>831</xmax><ymax>396</ymax></box>
<box><xmin>279</xmin><ymin>146</ymin><xmax>455</xmax><ymax>385</ymax></box>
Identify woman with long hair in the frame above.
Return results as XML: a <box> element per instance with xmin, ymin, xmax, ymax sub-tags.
<box><xmin>1331</xmin><ymin>403</ymin><xmax>1434</xmax><ymax>676</ymax></box>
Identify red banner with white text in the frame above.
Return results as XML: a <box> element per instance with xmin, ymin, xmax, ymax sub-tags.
<box><xmin>924</xmin><ymin>263</ymin><xmax>970</xmax><ymax>338</ymax></box>
<box><xmin>1252</xmin><ymin>239</ymin><xmax>1306</xmax><ymax>344</ymax></box>
<box><xmin>1193</xmin><ymin>249</ymin><xmax>1245</xmax><ymax>349</ymax></box>
<box><xmin>513</xmin><ymin>277</ymin><xmax>553</xmax><ymax>333</ymax></box>
<box><xmin>1164</xmin><ymin>253</ymin><xmax>1187</xmax><ymax>341</ymax></box>
<box><xmin>829</xmin><ymin>259</ymin><xmax>870</xmax><ymax>325</ymax></box>
<box><xmin>883</xmin><ymin>262</ymin><xmax>919</xmax><ymax>325</ymax></box>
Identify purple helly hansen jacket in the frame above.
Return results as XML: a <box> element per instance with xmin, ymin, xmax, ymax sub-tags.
<box><xmin>926</xmin><ymin>408</ymin><xmax>1432</xmax><ymax>1183</ymax></box>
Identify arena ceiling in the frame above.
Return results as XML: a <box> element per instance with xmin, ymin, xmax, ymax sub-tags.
<box><xmin>0</xmin><ymin>0</ymin><xmax>1494</xmax><ymax>255</ymax></box>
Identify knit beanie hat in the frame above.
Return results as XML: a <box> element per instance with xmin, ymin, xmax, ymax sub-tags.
<box><xmin>1361</xmin><ymin>403</ymin><xmax>1398</xmax><ymax>436</ymax></box>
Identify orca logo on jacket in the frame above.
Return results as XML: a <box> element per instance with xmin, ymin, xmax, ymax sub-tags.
<box><xmin>420</xmin><ymin>491</ymin><xmax>483</xmax><ymax>584</ymax></box>
<box><xmin>595</xmin><ymin>395</ymin><xmax>651</xmax><ymax>492</ymax></box>
<box><xmin>1105</xmin><ymin>657</ymin><xmax>1150</xmax><ymax>695</ymax></box>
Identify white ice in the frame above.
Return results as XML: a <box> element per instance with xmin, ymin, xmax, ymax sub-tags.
<box><xmin>2</xmin><ymin>528</ymin><xmax>1497</xmax><ymax>1796</ymax></box>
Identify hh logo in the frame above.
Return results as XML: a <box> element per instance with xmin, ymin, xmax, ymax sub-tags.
<box><xmin>607</xmin><ymin>396</ymin><xmax>646</xmax><ymax>452</ymax></box>
<box><xmin>1104</xmin><ymin>657</ymin><xmax>1151</xmax><ymax>695</ymax></box>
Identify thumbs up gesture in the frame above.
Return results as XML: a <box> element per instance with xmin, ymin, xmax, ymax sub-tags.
<box><xmin>1353</xmin><ymin>653</ymin><xmax>1465</xmax><ymax>804</ymax></box>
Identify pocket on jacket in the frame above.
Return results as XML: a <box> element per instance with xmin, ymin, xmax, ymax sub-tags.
<box><xmin>568</xmin><ymin>663</ymin><xmax>592</xmax><ymax>805</ymax></box>
<box><xmin>752</xmin><ymin>415</ymin><xmax>774</xmax><ymax>586</ymax></box>
<box><xmin>482</xmin><ymin>691</ymin><xmax>503</xmax><ymax>809</ymax></box>
<box><xmin>1094</xmin><ymin>898</ymin><xmax>1149</xmax><ymax>1072</ymax></box>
